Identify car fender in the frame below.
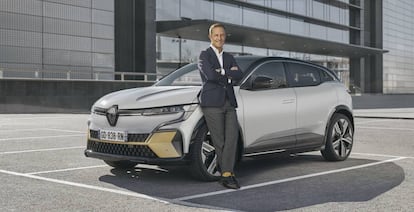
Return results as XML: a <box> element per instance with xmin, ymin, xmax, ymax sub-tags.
<box><xmin>188</xmin><ymin>112</ymin><xmax>245</xmax><ymax>160</ymax></box>
<box><xmin>322</xmin><ymin>105</ymin><xmax>354</xmax><ymax>149</ymax></box>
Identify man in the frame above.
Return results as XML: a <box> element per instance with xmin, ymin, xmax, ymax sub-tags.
<box><xmin>198</xmin><ymin>23</ymin><xmax>243</xmax><ymax>189</ymax></box>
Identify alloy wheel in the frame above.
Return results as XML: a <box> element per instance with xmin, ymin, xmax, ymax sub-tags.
<box><xmin>331</xmin><ymin>118</ymin><xmax>353</xmax><ymax>158</ymax></box>
<box><xmin>201</xmin><ymin>134</ymin><xmax>220</xmax><ymax>176</ymax></box>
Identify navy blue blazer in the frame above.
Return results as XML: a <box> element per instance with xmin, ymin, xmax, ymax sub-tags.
<box><xmin>198</xmin><ymin>47</ymin><xmax>243</xmax><ymax>107</ymax></box>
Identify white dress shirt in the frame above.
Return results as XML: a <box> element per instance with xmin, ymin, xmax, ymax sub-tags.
<box><xmin>210</xmin><ymin>44</ymin><xmax>225</xmax><ymax>75</ymax></box>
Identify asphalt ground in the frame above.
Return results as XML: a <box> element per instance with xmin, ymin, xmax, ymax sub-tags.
<box><xmin>1</xmin><ymin>114</ymin><xmax>414</xmax><ymax>211</ymax></box>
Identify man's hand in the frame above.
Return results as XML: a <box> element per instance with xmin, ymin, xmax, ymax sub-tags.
<box><xmin>230</xmin><ymin>66</ymin><xmax>238</xmax><ymax>71</ymax></box>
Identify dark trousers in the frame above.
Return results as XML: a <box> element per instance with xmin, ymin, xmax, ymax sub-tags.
<box><xmin>201</xmin><ymin>99</ymin><xmax>239</xmax><ymax>174</ymax></box>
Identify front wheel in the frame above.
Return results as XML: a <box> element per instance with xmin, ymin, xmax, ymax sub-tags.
<box><xmin>189</xmin><ymin>124</ymin><xmax>221</xmax><ymax>181</ymax></box>
<box><xmin>321</xmin><ymin>113</ymin><xmax>354</xmax><ymax>161</ymax></box>
<box><xmin>104</xmin><ymin>160</ymin><xmax>138</xmax><ymax>169</ymax></box>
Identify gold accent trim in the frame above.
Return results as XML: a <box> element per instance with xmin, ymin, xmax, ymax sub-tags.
<box><xmin>86</xmin><ymin>130</ymin><xmax>181</xmax><ymax>158</ymax></box>
<box><xmin>147</xmin><ymin>131</ymin><xmax>180</xmax><ymax>158</ymax></box>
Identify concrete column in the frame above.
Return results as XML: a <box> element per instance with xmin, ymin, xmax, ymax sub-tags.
<box><xmin>360</xmin><ymin>0</ymin><xmax>383</xmax><ymax>93</ymax></box>
<box><xmin>115</xmin><ymin>0</ymin><xmax>156</xmax><ymax>79</ymax></box>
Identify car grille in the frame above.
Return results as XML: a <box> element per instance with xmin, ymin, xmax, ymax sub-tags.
<box><xmin>127</xmin><ymin>133</ymin><xmax>149</xmax><ymax>142</ymax></box>
<box><xmin>89</xmin><ymin>130</ymin><xmax>149</xmax><ymax>142</ymax></box>
<box><xmin>87</xmin><ymin>140</ymin><xmax>157</xmax><ymax>158</ymax></box>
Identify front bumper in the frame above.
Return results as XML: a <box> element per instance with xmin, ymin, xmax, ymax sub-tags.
<box><xmin>85</xmin><ymin>129</ymin><xmax>190</xmax><ymax>165</ymax></box>
<box><xmin>84</xmin><ymin>149</ymin><xmax>190</xmax><ymax>165</ymax></box>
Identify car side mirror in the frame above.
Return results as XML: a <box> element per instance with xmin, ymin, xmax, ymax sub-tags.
<box><xmin>251</xmin><ymin>76</ymin><xmax>273</xmax><ymax>90</ymax></box>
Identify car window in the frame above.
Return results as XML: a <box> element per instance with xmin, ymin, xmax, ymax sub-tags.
<box><xmin>169</xmin><ymin>68</ymin><xmax>202</xmax><ymax>86</ymax></box>
<box><xmin>287</xmin><ymin>62</ymin><xmax>321</xmax><ymax>87</ymax></box>
<box><xmin>320</xmin><ymin>69</ymin><xmax>335</xmax><ymax>82</ymax></box>
<box><xmin>248</xmin><ymin>61</ymin><xmax>288</xmax><ymax>89</ymax></box>
<box><xmin>155</xmin><ymin>64</ymin><xmax>202</xmax><ymax>86</ymax></box>
<box><xmin>155</xmin><ymin>57</ymin><xmax>262</xmax><ymax>87</ymax></box>
<box><xmin>235</xmin><ymin>57</ymin><xmax>260</xmax><ymax>72</ymax></box>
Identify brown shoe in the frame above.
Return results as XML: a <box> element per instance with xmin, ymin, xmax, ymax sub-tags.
<box><xmin>219</xmin><ymin>176</ymin><xmax>240</xmax><ymax>189</ymax></box>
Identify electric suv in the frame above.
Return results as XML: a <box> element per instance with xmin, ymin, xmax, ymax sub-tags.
<box><xmin>85</xmin><ymin>56</ymin><xmax>354</xmax><ymax>181</ymax></box>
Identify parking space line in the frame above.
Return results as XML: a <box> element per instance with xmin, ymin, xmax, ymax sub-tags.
<box><xmin>25</xmin><ymin>165</ymin><xmax>108</xmax><ymax>175</ymax></box>
<box><xmin>353</xmin><ymin>152</ymin><xmax>414</xmax><ymax>159</ymax></box>
<box><xmin>175</xmin><ymin>157</ymin><xmax>407</xmax><ymax>201</ymax></box>
<box><xmin>0</xmin><ymin>134</ymin><xmax>85</xmax><ymax>141</ymax></box>
<box><xmin>355</xmin><ymin>119</ymin><xmax>394</xmax><ymax>125</ymax></box>
<box><xmin>0</xmin><ymin>128</ymin><xmax>85</xmax><ymax>133</ymax></box>
<box><xmin>0</xmin><ymin>168</ymin><xmax>169</xmax><ymax>204</ymax></box>
<box><xmin>0</xmin><ymin>146</ymin><xmax>85</xmax><ymax>155</ymax></box>
<box><xmin>0</xmin><ymin>116</ymin><xmax>85</xmax><ymax>121</ymax></box>
<box><xmin>359</xmin><ymin>126</ymin><xmax>414</xmax><ymax>131</ymax></box>
<box><xmin>0</xmin><ymin>128</ymin><xmax>47</xmax><ymax>132</ymax></box>
<box><xmin>41</xmin><ymin>128</ymin><xmax>85</xmax><ymax>133</ymax></box>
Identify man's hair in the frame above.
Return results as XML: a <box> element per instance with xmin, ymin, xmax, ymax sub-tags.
<box><xmin>208</xmin><ymin>23</ymin><xmax>225</xmax><ymax>35</ymax></box>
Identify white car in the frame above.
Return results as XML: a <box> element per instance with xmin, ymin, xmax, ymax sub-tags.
<box><xmin>85</xmin><ymin>56</ymin><xmax>354</xmax><ymax>181</ymax></box>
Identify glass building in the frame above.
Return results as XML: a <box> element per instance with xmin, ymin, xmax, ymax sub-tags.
<box><xmin>0</xmin><ymin>0</ymin><xmax>115</xmax><ymax>79</ymax></box>
<box><xmin>154</xmin><ymin>0</ymin><xmax>385</xmax><ymax>93</ymax></box>
<box><xmin>2</xmin><ymin>0</ymin><xmax>414</xmax><ymax>94</ymax></box>
<box><xmin>383</xmin><ymin>0</ymin><xmax>414</xmax><ymax>93</ymax></box>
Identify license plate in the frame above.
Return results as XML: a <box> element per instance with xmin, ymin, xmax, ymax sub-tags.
<box><xmin>99</xmin><ymin>130</ymin><xmax>127</xmax><ymax>142</ymax></box>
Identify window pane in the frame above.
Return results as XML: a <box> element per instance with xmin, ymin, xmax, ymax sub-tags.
<box><xmin>287</xmin><ymin>62</ymin><xmax>321</xmax><ymax>87</ymax></box>
<box><xmin>250</xmin><ymin>62</ymin><xmax>287</xmax><ymax>89</ymax></box>
<box><xmin>320</xmin><ymin>69</ymin><xmax>335</xmax><ymax>82</ymax></box>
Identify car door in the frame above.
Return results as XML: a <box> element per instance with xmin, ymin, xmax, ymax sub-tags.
<box><xmin>285</xmin><ymin>62</ymin><xmax>338</xmax><ymax>148</ymax></box>
<box><xmin>237</xmin><ymin>61</ymin><xmax>297</xmax><ymax>155</ymax></box>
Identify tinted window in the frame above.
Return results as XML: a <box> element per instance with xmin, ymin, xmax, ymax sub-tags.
<box><xmin>235</xmin><ymin>57</ymin><xmax>261</xmax><ymax>72</ymax></box>
<box><xmin>248</xmin><ymin>62</ymin><xmax>287</xmax><ymax>89</ymax></box>
<box><xmin>287</xmin><ymin>63</ymin><xmax>321</xmax><ymax>87</ymax></box>
<box><xmin>155</xmin><ymin>63</ymin><xmax>201</xmax><ymax>86</ymax></box>
<box><xmin>320</xmin><ymin>69</ymin><xmax>335</xmax><ymax>82</ymax></box>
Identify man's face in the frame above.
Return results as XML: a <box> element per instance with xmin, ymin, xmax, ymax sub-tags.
<box><xmin>209</xmin><ymin>26</ymin><xmax>226</xmax><ymax>50</ymax></box>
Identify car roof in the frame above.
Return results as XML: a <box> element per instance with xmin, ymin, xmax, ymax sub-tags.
<box><xmin>234</xmin><ymin>55</ymin><xmax>331</xmax><ymax>71</ymax></box>
<box><xmin>233</xmin><ymin>55</ymin><xmax>339</xmax><ymax>81</ymax></box>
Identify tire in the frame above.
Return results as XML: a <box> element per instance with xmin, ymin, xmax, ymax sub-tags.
<box><xmin>104</xmin><ymin>160</ymin><xmax>138</xmax><ymax>169</ymax></box>
<box><xmin>189</xmin><ymin>124</ymin><xmax>221</xmax><ymax>181</ymax></box>
<box><xmin>321</xmin><ymin>113</ymin><xmax>354</xmax><ymax>161</ymax></box>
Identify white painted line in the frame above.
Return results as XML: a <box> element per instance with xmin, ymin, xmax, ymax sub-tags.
<box><xmin>0</xmin><ymin>134</ymin><xmax>85</xmax><ymax>141</ymax></box>
<box><xmin>0</xmin><ymin>146</ymin><xmax>85</xmax><ymax>155</ymax></box>
<box><xmin>0</xmin><ymin>128</ymin><xmax>47</xmax><ymax>132</ymax></box>
<box><xmin>0</xmin><ymin>128</ymin><xmax>84</xmax><ymax>133</ymax></box>
<box><xmin>353</xmin><ymin>152</ymin><xmax>414</xmax><ymax>159</ymax></box>
<box><xmin>355</xmin><ymin>119</ymin><xmax>393</xmax><ymax>125</ymax></box>
<box><xmin>26</xmin><ymin>165</ymin><xmax>108</xmax><ymax>175</ymax></box>
<box><xmin>0</xmin><ymin>169</ymin><xmax>169</xmax><ymax>204</ymax></box>
<box><xmin>175</xmin><ymin>157</ymin><xmax>407</xmax><ymax>201</ymax></box>
<box><xmin>359</xmin><ymin>126</ymin><xmax>414</xmax><ymax>131</ymax></box>
<box><xmin>42</xmin><ymin>128</ymin><xmax>85</xmax><ymax>133</ymax></box>
<box><xmin>0</xmin><ymin>116</ymin><xmax>86</xmax><ymax>121</ymax></box>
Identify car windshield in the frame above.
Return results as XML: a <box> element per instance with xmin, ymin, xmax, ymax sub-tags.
<box><xmin>154</xmin><ymin>57</ymin><xmax>260</xmax><ymax>86</ymax></box>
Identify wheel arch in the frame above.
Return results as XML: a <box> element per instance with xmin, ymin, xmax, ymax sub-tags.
<box><xmin>189</xmin><ymin>117</ymin><xmax>245</xmax><ymax>161</ymax></box>
<box><xmin>334</xmin><ymin>105</ymin><xmax>354</xmax><ymax>129</ymax></box>
<box><xmin>322</xmin><ymin>105</ymin><xmax>354</xmax><ymax>147</ymax></box>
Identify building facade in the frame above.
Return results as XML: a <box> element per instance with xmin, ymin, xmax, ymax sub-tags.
<box><xmin>2</xmin><ymin>0</ymin><xmax>414</xmax><ymax>94</ymax></box>
<box><xmin>0</xmin><ymin>0</ymin><xmax>115</xmax><ymax>79</ymax></box>
<box><xmin>155</xmin><ymin>0</ymin><xmax>385</xmax><ymax>93</ymax></box>
<box><xmin>383</xmin><ymin>0</ymin><xmax>414</xmax><ymax>93</ymax></box>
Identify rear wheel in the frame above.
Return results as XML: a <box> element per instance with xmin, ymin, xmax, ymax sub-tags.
<box><xmin>321</xmin><ymin>113</ymin><xmax>354</xmax><ymax>161</ymax></box>
<box><xmin>104</xmin><ymin>160</ymin><xmax>138</xmax><ymax>169</ymax></box>
<box><xmin>189</xmin><ymin>124</ymin><xmax>221</xmax><ymax>181</ymax></box>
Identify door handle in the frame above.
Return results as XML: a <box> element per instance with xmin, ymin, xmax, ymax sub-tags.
<box><xmin>282</xmin><ymin>99</ymin><xmax>295</xmax><ymax>104</ymax></box>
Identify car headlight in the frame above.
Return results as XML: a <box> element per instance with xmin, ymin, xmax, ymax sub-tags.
<box><xmin>91</xmin><ymin>106</ymin><xmax>105</xmax><ymax>115</ymax></box>
<box><xmin>91</xmin><ymin>104</ymin><xmax>198</xmax><ymax>120</ymax></box>
<box><xmin>142</xmin><ymin>105</ymin><xmax>184</xmax><ymax>116</ymax></box>
<box><xmin>142</xmin><ymin>104</ymin><xmax>198</xmax><ymax>119</ymax></box>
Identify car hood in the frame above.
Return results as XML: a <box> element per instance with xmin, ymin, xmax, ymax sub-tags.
<box><xmin>93</xmin><ymin>86</ymin><xmax>201</xmax><ymax>109</ymax></box>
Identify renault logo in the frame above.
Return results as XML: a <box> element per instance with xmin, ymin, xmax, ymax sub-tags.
<box><xmin>106</xmin><ymin>105</ymin><xmax>119</xmax><ymax>126</ymax></box>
